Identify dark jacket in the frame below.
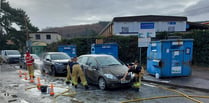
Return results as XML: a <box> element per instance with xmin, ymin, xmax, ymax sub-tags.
<box><xmin>68</xmin><ymin>62</ymin><xmax>78</xmax><ymax>73</ymax></box>
<box><xmin>128</xmin><ymin>65</ymin><xmax>142</xmax><ymax>74</ymax></box>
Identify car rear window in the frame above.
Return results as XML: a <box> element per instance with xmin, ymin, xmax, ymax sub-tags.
<box><xmin>7</xmin><ymin>50</ymin><xmax>20</xmax><ymax>55</ymax></box>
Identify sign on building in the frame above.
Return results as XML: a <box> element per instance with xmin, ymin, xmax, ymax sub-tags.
<box><xmin>138</xmin><ymin>22</ymin><xmax>156</xmax><ymax>47</ymax></box>
<box><xmin>139</xmin><ymin>23</ymin><xmax>156</xmax><ymax>38</ymax></box>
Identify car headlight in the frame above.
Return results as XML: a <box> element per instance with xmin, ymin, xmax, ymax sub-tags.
<box><xmin>104</xmin><ymin>74</ymin><xmax>117</xmax><ymax>80</ymax></box>
<box><xmin>130</xmin><ymin>72</ymin><xmax>135</xmax><ymax>78</ymax></box>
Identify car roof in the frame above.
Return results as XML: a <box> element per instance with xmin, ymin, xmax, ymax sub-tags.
<box><xmin>79</xmin><ymin>54</ymin><xmax>113</xmax><ymax>57</ymax></box>
<box><xmin>45</xmin><ymin>52</ymin><xmax>67</xmax><ymax>54</ymax></box>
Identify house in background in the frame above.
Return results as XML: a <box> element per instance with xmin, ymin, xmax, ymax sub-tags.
<box><xmin>99</xmin><ymin>15</ymin><xmax>187</xmax><ymax>37</ymax></box>
<box><xmin>186</xmin><ymin>22</ymin><xmax>209</xmax><ymax>30</ymax></box>
<box><xmin>200</xmin><ymin>21</ymin><xmax>209</xmax><ymax>25</ymax></box>
<box><xmin>29</xmin><ymin>32</ymin><xmax>61</xmax><ymax>55</ymax></box>
<box><xmin>29</xmin><ymin>32</ymin><xmax>61</xmax><ymax>44</ymax></box>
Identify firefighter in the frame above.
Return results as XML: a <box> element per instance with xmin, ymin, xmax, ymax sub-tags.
<box><xmin>0</xmin><ymin>55</ymin><xmax>3</xmax><ymax>65</ymax></box>
<box><xmin>71</xmin><ymin>57</ymin><xmax>89</xmax><ymax>90</ymax></box>
<box><xmin>121</xmin><ymin>60</ymin><xmax>144</xmax><ymax>91</ymax></box>
<box><xmin>25</xmin><ymin>51</ymin><xmax>34</xmax><ymax>79</ymax></box>
<box><xmin>65</xmin><ymin>59</ymin><xmax>72</xmax><ymax>85</ymax></box>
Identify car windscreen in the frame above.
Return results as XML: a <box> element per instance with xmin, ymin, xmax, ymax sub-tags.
<box><xmin>7</xmin><ymin>50</ymin><xmax>20</xmax><ymax>55</ymax></box>
<box><xmin>96</xmin><ymin>56</ymin><xmax>122</xmax><ymax>66</ymax></box>
<box><xmin>50</xmin><ymin>54</ymin><xmax>70</xmax><ymax>60</ymax></box>
<box><xmin>31</xmin><ymin>54</ymin><xmax>39</xmax><ymax>59</ymax></box>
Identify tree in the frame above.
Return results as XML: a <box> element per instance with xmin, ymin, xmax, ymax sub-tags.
<box><xmin>0</xmin><ymin>0</ymin><xmax>39</xmax><ymax>50</ymax></box>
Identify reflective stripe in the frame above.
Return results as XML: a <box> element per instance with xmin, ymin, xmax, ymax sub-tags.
<box><xmin>25</xmin><ymin>55</ymin><xmax>33</xmax><ymax>65</ymax></box>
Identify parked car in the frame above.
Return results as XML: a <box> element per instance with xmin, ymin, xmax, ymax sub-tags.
<box><xmin>19</xmin><ymin>54</ymin><xmax>43</xmax><ymax>70</ymax></box>
<box><xmin>1</xmin><ymin>50</ymin><xmax>21</xmax><ymax>64</ymax></box>
<box><xmin>41</xmin><ymin>52</ymin><xmax>71</xmax><ymax>76</ymax></box>
<box><xmin>77</xmin><ymin>54</ymin><xmax>132</xmax><ymax>90</ymax></box>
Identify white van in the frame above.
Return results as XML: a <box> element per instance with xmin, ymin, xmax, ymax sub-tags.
<box><xmin>1</xmin><ymin>50</ymin><xmax>21</xmax><ymax>63</ymax></box>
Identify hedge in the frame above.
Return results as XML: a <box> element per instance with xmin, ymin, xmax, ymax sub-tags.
<box><xmin>47</xmin><ymin>30</ymin><xmax>209</xmax><ymax>66</ymax></box>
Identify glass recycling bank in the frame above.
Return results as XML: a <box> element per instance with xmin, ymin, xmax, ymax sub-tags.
<box><xmin>147</xmin><ymin>39</ymin><xmax>194</xmax><ymax>78</ymax></box>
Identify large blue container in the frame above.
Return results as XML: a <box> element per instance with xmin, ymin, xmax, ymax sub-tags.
<box><xmin>91</xmin><ymin>43</ymin><xmax>118</xmax><ymax>58</ymax></box>
<box><xmin>147</xmin><ymin>39</ymin><xmax>193</xmax><ymax>78</ymax></box>
<box><xmin>58</xmin><ymin>45</ymin><xmax>76</xmax><ymax>57</ymax></box>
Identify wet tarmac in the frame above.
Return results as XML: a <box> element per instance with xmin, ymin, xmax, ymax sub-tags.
<box><xmin>0</xmin><ymin>64</ymin><xmax>209</xmax><ymax>103</ymax></box>
<box><xmin>143</xmin><ymin>66</ymin><xmax>209</xmax><ymax>92</ymax></box>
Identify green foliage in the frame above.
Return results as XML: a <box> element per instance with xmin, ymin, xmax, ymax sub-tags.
<box><xmin>182</xmin><ymin>30</ymin><xmax>209</xmax><ymax>66</ymax></box>
<box><xmin>0</xmin><ymin>0</ymin><xmax>38</xmax><ymax>51</ymax></box>
<box><xmin>46</xmin><ymin>30</ymin><xmax>209</xmax><ymax>66</ymax></box>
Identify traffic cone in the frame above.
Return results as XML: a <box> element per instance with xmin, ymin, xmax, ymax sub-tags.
<box><xmin>19</xmin><ymin>70</ymin><xmax>22</xmax><ymax>77</ymax></box>
<box><xmin>24</xmin><ymin>72</ymin><xmax>28</xmax><ymax>80</ymax></box>
<box><xmin>49</xmin><ymin>83</ymin><xmax>55</xmax><ymax>96</ymax></box>
<box><xmin>30</xmin><ymin>75</ymin><xmax>34</xmax><ymax>83</ymax></box>
<box><xmin>37</xmin><ymin>77</ymin><xmax>41</xmax><ymax>90</ymax></box>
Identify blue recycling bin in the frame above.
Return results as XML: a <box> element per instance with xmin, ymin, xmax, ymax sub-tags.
<box><xmin>147</xmin><ymin>39</ymin><xmax>193</xmax><ymax>78</ymax></box>
<box><xmin>58</xmin><ymin>45</ymin><xmax>77</xmax><ymax>57</ymax></box>
<box><xmin>91</xmin><ymin>43</ymin><xmax>118</xmax><ymax>58</ymax></box>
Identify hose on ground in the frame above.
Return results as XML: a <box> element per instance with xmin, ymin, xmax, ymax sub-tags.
<box><xmin>121</xmin><ymin>95</ymin><xmax>209</xmax><ymax>103</ymax></box>
<box><xmin>155</xmin><ymin>85</ymin><xmax>203</xmax><ymax>103</ymax></box>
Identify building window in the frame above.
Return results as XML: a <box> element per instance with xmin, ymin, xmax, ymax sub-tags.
<box><xmin>121</xmin><ymin>27</ymin><xmax>129</xmax><ymax>33</ymax></box>
<box><xmin>35</xmin><ymin>34</ymin><xmax>40</xmax><ymax>40</ymax></box>
<box><xmin>46</xmin><ymin>35</ymin><xmax>51</xmax><ymax>40</ymax></box>
<box><xmin>168</xmin><ymin>21</ymin><xmax>176</xmax><ymax>25</ymax></box>
<box><xmin>168</xmin><ymin>26</ymin><xmax>175</xmax><ymax>32</ymax></box>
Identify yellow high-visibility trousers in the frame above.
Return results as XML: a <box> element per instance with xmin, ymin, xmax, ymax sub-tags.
<box><xmin>27</xmin><ymin>65</ymin><xmax>34</xmax><ymax>78</ymax></box>
<box><xmin>66</xmin><ymin>65</ymin><xmax>71</xmax><ymax>82</ymax></box>
<box><xmin>71</xmin><ymin>64</ymin><xmax>87</xmax><ymax>86</ymax></box>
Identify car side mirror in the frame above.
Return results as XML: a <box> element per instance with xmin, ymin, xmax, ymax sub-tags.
<box><xmin>92</xmin><ymin>66</ymin><xmax>98</xmax><ymax>70</ymax></box>
<box><xmin>46</xmin><ymin>59</ymin><xmax>51</xmax><ymax>62</ymax></box>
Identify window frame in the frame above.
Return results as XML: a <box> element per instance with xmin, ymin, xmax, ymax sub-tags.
<box><xmin>46</xmin><ymin>35</ymin><xmax>51</xmax><ymax>40</ymax></box>
<box><xmin>35</xmin><ymin>34</ymin><xmax>41</xmax><ymax>40</ymax></box>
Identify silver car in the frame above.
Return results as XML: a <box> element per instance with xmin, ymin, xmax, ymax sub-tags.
<box><xmin>1</xmin><ymin>50</ymin><xmax>21</xmax><ymax>63</ymax></box>
<box><xmin>19</xmin><ymin>54</ymin><xmax>43</xmax><ymax>70</ymax></box>
<box><xmin>78</xmin><ymin>54</ymin><xmax>132</xmax><ymax>90</ymax></box>
<box><xmin>41</xmin><ymin>52</ymin><xmax>71</xmax><ymax>76</ymax></box>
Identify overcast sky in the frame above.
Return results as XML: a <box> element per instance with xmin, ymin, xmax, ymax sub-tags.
<box><xmin>6</xmin><ymin>0</ymin><xmax>209</xmax><ymax>30</ymax></box>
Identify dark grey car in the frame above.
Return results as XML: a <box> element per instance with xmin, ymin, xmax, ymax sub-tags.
<box><xmin>78</xmin><ymin>54</ymin><xmax>132</xmax><ymax>90</ymax></box>
<box><xmin>41</xmin><ymin>52</ymin><xmax>71</xmax><ymax>76</ymax></box>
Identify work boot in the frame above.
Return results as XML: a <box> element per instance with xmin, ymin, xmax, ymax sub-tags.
<box><xmin>84</xmin><ymin>85</ymin><xmax>89</xmax><ymax>90</ymax></box>
<box><xmin>66</xmin><ymin>81</ymin><xmax>70</xmax><ymax>85</ymax></box>
<box><xmin>134</xmin><ymin>88</ymin><xmax>140</xmax><ymax>92</ymax></box>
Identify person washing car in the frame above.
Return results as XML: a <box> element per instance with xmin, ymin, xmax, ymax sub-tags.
<box><xmin>121</xmin><ymin>60</ymin><xmax>144</xmax><ymax>91</ymax></box>
<box><xmin>65</xmin><ymin>58</ymin><xmax>73</xmax><ymax>84</ymax></box>
<box><xmin>67</xmin><ymin>57</ymin><xmax>89</xmax><ymax>90</ymax></box>
<box><xmin>25</xmin><ymin>51</ymin><xmax>34</xmax><ymax>79</ymax></box>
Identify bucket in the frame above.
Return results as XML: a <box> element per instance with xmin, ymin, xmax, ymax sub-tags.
<box><xmin>40</xmin><ymin>85</ymin><xmax>48</xmax><ymax>93</ymax></box>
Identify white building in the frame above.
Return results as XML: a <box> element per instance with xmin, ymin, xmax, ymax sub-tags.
<box><xmin>99</xmin><ymin>15</ymin><xmax>187</xmax><ymax>37</ymax></box>
<box><xmin>29</xmin><ymin>32</ymin><xmax>61</xmax><ymax>44</ymax></box>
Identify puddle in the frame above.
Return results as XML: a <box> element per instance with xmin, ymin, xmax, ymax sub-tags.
<box><xmin>19</xmin><ymin>99</ymin><xmax>29</xmax><ymax>103</ymax></box>
<box><xmin>26</xmin><ymin>86</ymin><xmax>69</xmax><ymax>96</ymax></box>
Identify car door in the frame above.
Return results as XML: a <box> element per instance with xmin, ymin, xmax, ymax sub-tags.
<box><xmin>86</xmin><ymin>57</ymin><xmax>99</xmax><ymax>83</ymax></box>
<box><xmin>43</xmin><ymin>54</ymin><xmax>52</xmax><ymax>73</ymax></box>
<box><xmin>78</xmin><ymin>56</ymin><xmax>89</xmax><ymax>74</ymax></box>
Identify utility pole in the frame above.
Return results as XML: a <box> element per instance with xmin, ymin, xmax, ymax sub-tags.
<box><xmin>24</xmin><ymin>16</ymin><xmax>29</xmax><ymax>40</ymax></box>
<box><xmin>24</xmin><ymin>15</ymin><xmax>30</xmax><ymax>52</ymax></box>
<box><xmin>0</xmin><ymin>0</ymin><xmax>2</xmax><ymax>35</ymax></box>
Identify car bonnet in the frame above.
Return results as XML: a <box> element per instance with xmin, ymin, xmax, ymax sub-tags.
<box><xmin>101</xmin><ymin>65</ymin><xmax>129</xmax><ymax>76</ymax></box>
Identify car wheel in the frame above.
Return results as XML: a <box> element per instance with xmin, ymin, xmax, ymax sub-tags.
<box><xmin>98</xmin><ymin>77</ymin><xmax>107</xmax><ymax>90</ymax></box>
<box><xmin>41</xmin><ymin>69</ymin><xmax>45</xmax><ymax>75</ymax></box>
<box><xmin>51</xmin><ymin>66</ymin><xmax>57</xmax><ymax>76</ymax></box>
